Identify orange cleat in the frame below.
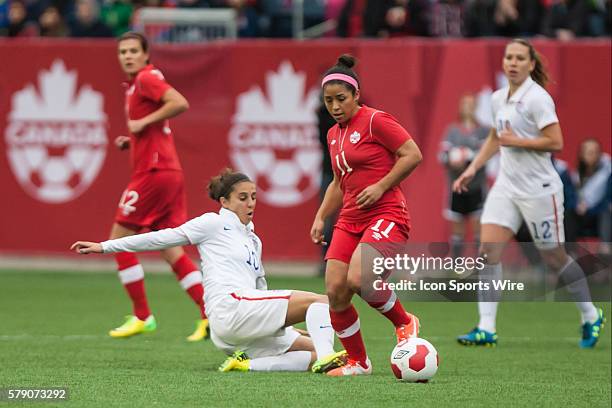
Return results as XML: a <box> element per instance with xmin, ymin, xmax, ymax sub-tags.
<box><xmin>326</xmin><ymin>358</ymin><xmax>372</xmax><ymax>376</ymax></box>
<box><xmin>395</xmin><ymin>313</ymin><xmax>420</xmax><ymax>343</ymax></box>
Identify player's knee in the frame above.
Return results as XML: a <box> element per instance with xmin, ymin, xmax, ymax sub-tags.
<box><xmin>326</xmin><ymin>283</ymin><xmax>351</xmax><ymax>309</ymax></box>
<box><xmin>346</xmin><ymin>274</ymin><xmax>362</xmax><ymax>294</ymax></box>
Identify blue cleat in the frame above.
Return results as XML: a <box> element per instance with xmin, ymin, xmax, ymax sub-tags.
<box><xmin>457</xmin><ymin>327</ymin><xmax>498</xmax><ymax>347</ymax></box>
<box><xmin>580</xmin><ymin>308</ymin><xmax>606</xmax><ymax>349</ymax></box>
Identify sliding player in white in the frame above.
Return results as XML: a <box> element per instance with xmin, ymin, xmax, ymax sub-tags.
<box><xmin>453</xmin><ymin>39</ymin><xmax>605</xmax><ymax>348</ymax></box>
<box><xmin>72</xmin><ymin>169</ymin><xmax>347</xmax><ymax>372</ymax></box>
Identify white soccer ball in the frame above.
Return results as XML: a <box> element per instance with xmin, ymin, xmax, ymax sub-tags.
<box><xmin>390</xmin><ymin>337</ymin><xmax>439</xmax><ymax>382</ymax></box>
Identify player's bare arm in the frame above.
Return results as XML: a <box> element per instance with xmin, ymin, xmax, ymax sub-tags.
<box><xmin>356</xmin><ymin>139</ymin><xmax>422</xmax><ymax>209</ymax></box>
<box><xmin>127</xmin><ymin>88</ymin><xmax>189</xmax><ymax>134</ymax></box>
<box><xmin>453</xmin><ymin>127</ymin><xmax>499</xmax><ymax>193</ymax></box>
<box><xmin>311</xmin><ymin>173</ymin><xmax>343</xmax><ymax>245</ymax></box>
<box><xmin>498</xmin><ymin>122</ymin><xmax>563</xmax><ymax>152</ymax></box>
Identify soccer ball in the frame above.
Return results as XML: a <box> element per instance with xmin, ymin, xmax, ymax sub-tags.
<box><xmin>390</xmin><ymin>337</ymin><xmax>439</xmax><ymax>382</ymax></box>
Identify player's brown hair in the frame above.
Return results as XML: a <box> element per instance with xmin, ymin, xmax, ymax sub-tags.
<box><xmin>118</xmin><ymin>31</ymin><xmax>150</xmax><ymax>63</ymax></box>
<box><xmin>508</xmin><ymin>38</ymin><xmax>549</xmax><ymax>88</ymax></box>
<box><xmin>208</xmin><ymin>168</ymin><xmax>252</xmax><ymax>202</ymax></box>
<box><xmin>322</xmin><ymin>54</ymin><xmax>360</xmax><ymax>95</ymax></box>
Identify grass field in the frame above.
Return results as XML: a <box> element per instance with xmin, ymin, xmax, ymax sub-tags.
<box><xmin>0</xmin><ymin>270</ymin><xmax>609</xmax><ymax>407</ymax></box>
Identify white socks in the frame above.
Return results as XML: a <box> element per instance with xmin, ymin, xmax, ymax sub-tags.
<box><xmin>558</xmin><ymin>257</ymin><xmax>598</xmax><ymax>323</ymax></box>
<box><xmin>477</xmin><ymin>263</ymin><xmax>502</xmax><ymax>333</ymax></box>
<box><xmin>305</xmin><ymin>303</ymin><xmax>335</xmax><ymax>359</ymax></box>
<box><xmin>249</xmin><ymin>351</ymin><xmax>312</xmax><ymax>372</ymax></box>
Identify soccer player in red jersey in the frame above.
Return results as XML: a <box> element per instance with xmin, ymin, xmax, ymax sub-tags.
<box><xmin>311</xmin><ymin>55</ymin><xmax>423</xmax><ymax>376</ymax></box>
<box><xmin>107</xmin><ymin>32</ymin><xmax>208</xmax><ymax>341</ymax></box>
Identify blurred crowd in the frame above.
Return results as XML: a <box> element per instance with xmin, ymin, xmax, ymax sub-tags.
<box><xmin>0</xmin><ymin>0</ymin><xmax>610</xmax><ymax>39</ymax></box>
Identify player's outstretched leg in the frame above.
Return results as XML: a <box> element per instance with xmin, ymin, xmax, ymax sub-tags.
<box><xmin>218</xmin><ymin>350</ymin><xmax>314</xmax><ymax>372</ymax></box>
<box><xmin>357</xmin><ymin>243</ymin><xmax>420</xmax><ymax>343</ymax></box>
<box><xmin>111</xmin><ymin>253</ymin><xmax>156</xmax><ymax>338</ymax></box>
<box><xmin>365</xmin><ymin>289</ymin><xmax>420</xmax><ymax>343</ymax></box>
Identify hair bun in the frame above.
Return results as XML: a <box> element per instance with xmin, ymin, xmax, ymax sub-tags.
<box><xmin>337</xmin><ymin>54</ymin><xmax>356</xmax><ymax>69</ymax></box>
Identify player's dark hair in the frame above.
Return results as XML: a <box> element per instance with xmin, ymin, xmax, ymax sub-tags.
<box><xmin>208</xmin><ymin>168</ymin><xmax>252</xmax><ymax>202</ymax></box>
<box><xmin>118</xmin><ymin>31</ymin><xmax>150</xmax><ymax>63</ymax></box>
<box><xmin>323</xmin><ymin>54</ymin><xmax>360</xmax><ymax>95</ymax></box>
<box><xmin>508</xmin><ymin>38</ymin><xmax>549</xmax><ymax>88</ymax></box>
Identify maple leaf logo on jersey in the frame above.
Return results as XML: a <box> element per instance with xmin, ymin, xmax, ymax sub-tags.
<box><xmin>5</xmin><ymin>60</ymin><xmax>108</xmax><ymax>203</ymax></box>
<box><xmin>350</xmin><ymin>131</ymin><xmax>361</xmax><ymax>144</ymax></box>
<box><xmin>228</xmin><ymin>61</ymin><xmax>321</xmax><ymax>207</ymax></box>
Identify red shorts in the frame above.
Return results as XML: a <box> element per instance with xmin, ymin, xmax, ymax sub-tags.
<box><xmin>325</xmin><ymin>217</ymin><xmax>410</xmax><ymax>264</ymax></box>
<box><xmin>114</xmin><ymin>170</ymin><xmax>187</xmax><ymax>231</ymax></box>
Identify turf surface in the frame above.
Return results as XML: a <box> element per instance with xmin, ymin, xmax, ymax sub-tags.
<box><xmin>0</xmin><ymin>270</ymin><xmax>609</xmax><ymax>407</ymax></box>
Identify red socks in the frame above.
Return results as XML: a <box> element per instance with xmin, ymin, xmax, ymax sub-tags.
<box><xmin>115</xmin><ymin>252</ymin><xmax>150</xmax><ymax>321</ymax></box>
<box><xmin>172</xmin><ymin>255</ymin><xmax>207</xmax><ymax>319</ymax></box>
<box><xmin>329</xmin><ymin>304</ymin><xmax>367</xmax><ymax>365</ymax></box>
<box><xmin>366</xmin><ymin>289</ymin><xmax>410</xmax><ymax>327</ymax></box>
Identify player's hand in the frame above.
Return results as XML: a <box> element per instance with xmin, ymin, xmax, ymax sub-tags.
<box><xmin>70</xmin><ymin>241</ymin><xmax>103</xmax><ymax>254</ymax></box>
<box><xmin>452</xmin><ymin>166</ymin><xmax>475</xmax><ymax>193</ymax></box>
<box><xmin>310</xmin><ymin>218</ymin><xmax>327</xmax><ymax>246</ymax></box>
<box><xmin>356</xmin><ymin>183</ymin><xmax>385</xmax><ymax>209</ymax></box>
<box><xmin>128</xmin><ymin>119</ymin><xmax>148</xmax><ymax>134</ymax></box>
<box><xmin>114</xmin><ymin>136</ymin><xmax>130</xmax><ymax>150</ymax></box>
<box><xmin>498</xmin><ymin>123</ymin><xmax>523</xmax><ymax>148</ymax></box>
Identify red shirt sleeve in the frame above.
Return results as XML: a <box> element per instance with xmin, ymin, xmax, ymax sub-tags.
<box><xmin>137</xmin><ymin>70</ymin><xmax>171</xmax><ymax>102</ymax></box>
<box><xmin>370</xmin><ymin>111</ymin><xmax>412</xmax><ymax>152</ymax></box>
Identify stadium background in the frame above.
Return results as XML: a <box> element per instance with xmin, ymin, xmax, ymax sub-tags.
<box><xmin>0</xmin><ymin>3</ymin><xmax>610</xmax><ymax>407</ymax></box>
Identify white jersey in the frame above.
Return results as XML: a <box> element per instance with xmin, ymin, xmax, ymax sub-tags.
<box><xmin>101</xmin><ymin>208</ymin><xmax>266</xmax><ymax>318</ymax></box>
<box><xmin>491</xmin><ymin>76</ymin><xmax>563</xmax><ymax>197</ymax></box>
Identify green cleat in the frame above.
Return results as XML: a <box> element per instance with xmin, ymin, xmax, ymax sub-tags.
<box><xmin>311</xmin><ymin>350</ymin><xmax>348</xmax><ymax>373</ymax></box>
<box><xmin>218</xmin><ymin>351</ymin><xmax>250</xmax><ymax>372</ymax></box>
<box><xmin>109</xmin><ymin>315</ymin><xmax>156</xmax><ymax>338</ymax></box>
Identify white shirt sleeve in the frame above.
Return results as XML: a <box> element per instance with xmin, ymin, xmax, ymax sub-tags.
<box><xmin>177</xmin><ymin>213</ymin><xmax>220</xmax><ymax>245</ymax></box>
<box><xmin>529</xmin><ymin>90</ymin><xmax>558</xmax><ymax>130</ymax></box>
<box><xmin>101</xmin><ymin>228</ymin><xmax>190</xmax><ymax>253</ymax></box>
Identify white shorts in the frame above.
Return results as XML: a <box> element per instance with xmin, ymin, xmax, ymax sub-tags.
<box><xmin>481</xmin><ymin>185</ymin><xmax>565</xmax><ymax>248</ymax></box>
<box><xmin>209</xmin><ymin>288</ymin><xmax>299</xmax><ymax>358</ymax></box>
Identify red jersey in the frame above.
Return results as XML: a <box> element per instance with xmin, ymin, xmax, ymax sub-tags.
<box><xmin>125</xmin><ymin>64</ymin><xmax>182</xmax><ymax>175</ymax></box>
<box><xmin>327</xmin><ymin>105</ymin><xmax>412</xmax><ymax>225</ymax></box>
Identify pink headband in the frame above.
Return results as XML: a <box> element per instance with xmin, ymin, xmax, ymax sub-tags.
<box><xmin>321</xmin><ymin>73</ymin><xmax>359</xmax><ymax>90</ymax></box>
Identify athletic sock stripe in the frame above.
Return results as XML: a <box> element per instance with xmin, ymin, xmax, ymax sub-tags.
<box><xmin>376</xmin><ymin>291</ymin><xmax>397</xmax><ymax>313</ymax></box>
<box><xmin>118</xmin><ymin>264</ymin><xmax>144</xmax><ymax>284</ymax></box>
<box><xmin>336</xmin><ymin>318</ymin><xmax>361</xmax><ymax>339</ymax></box>
<box><xmin>180</xmin><ymin>271</ymin><xmax>202</xmax><ymax>290</ymax></box>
